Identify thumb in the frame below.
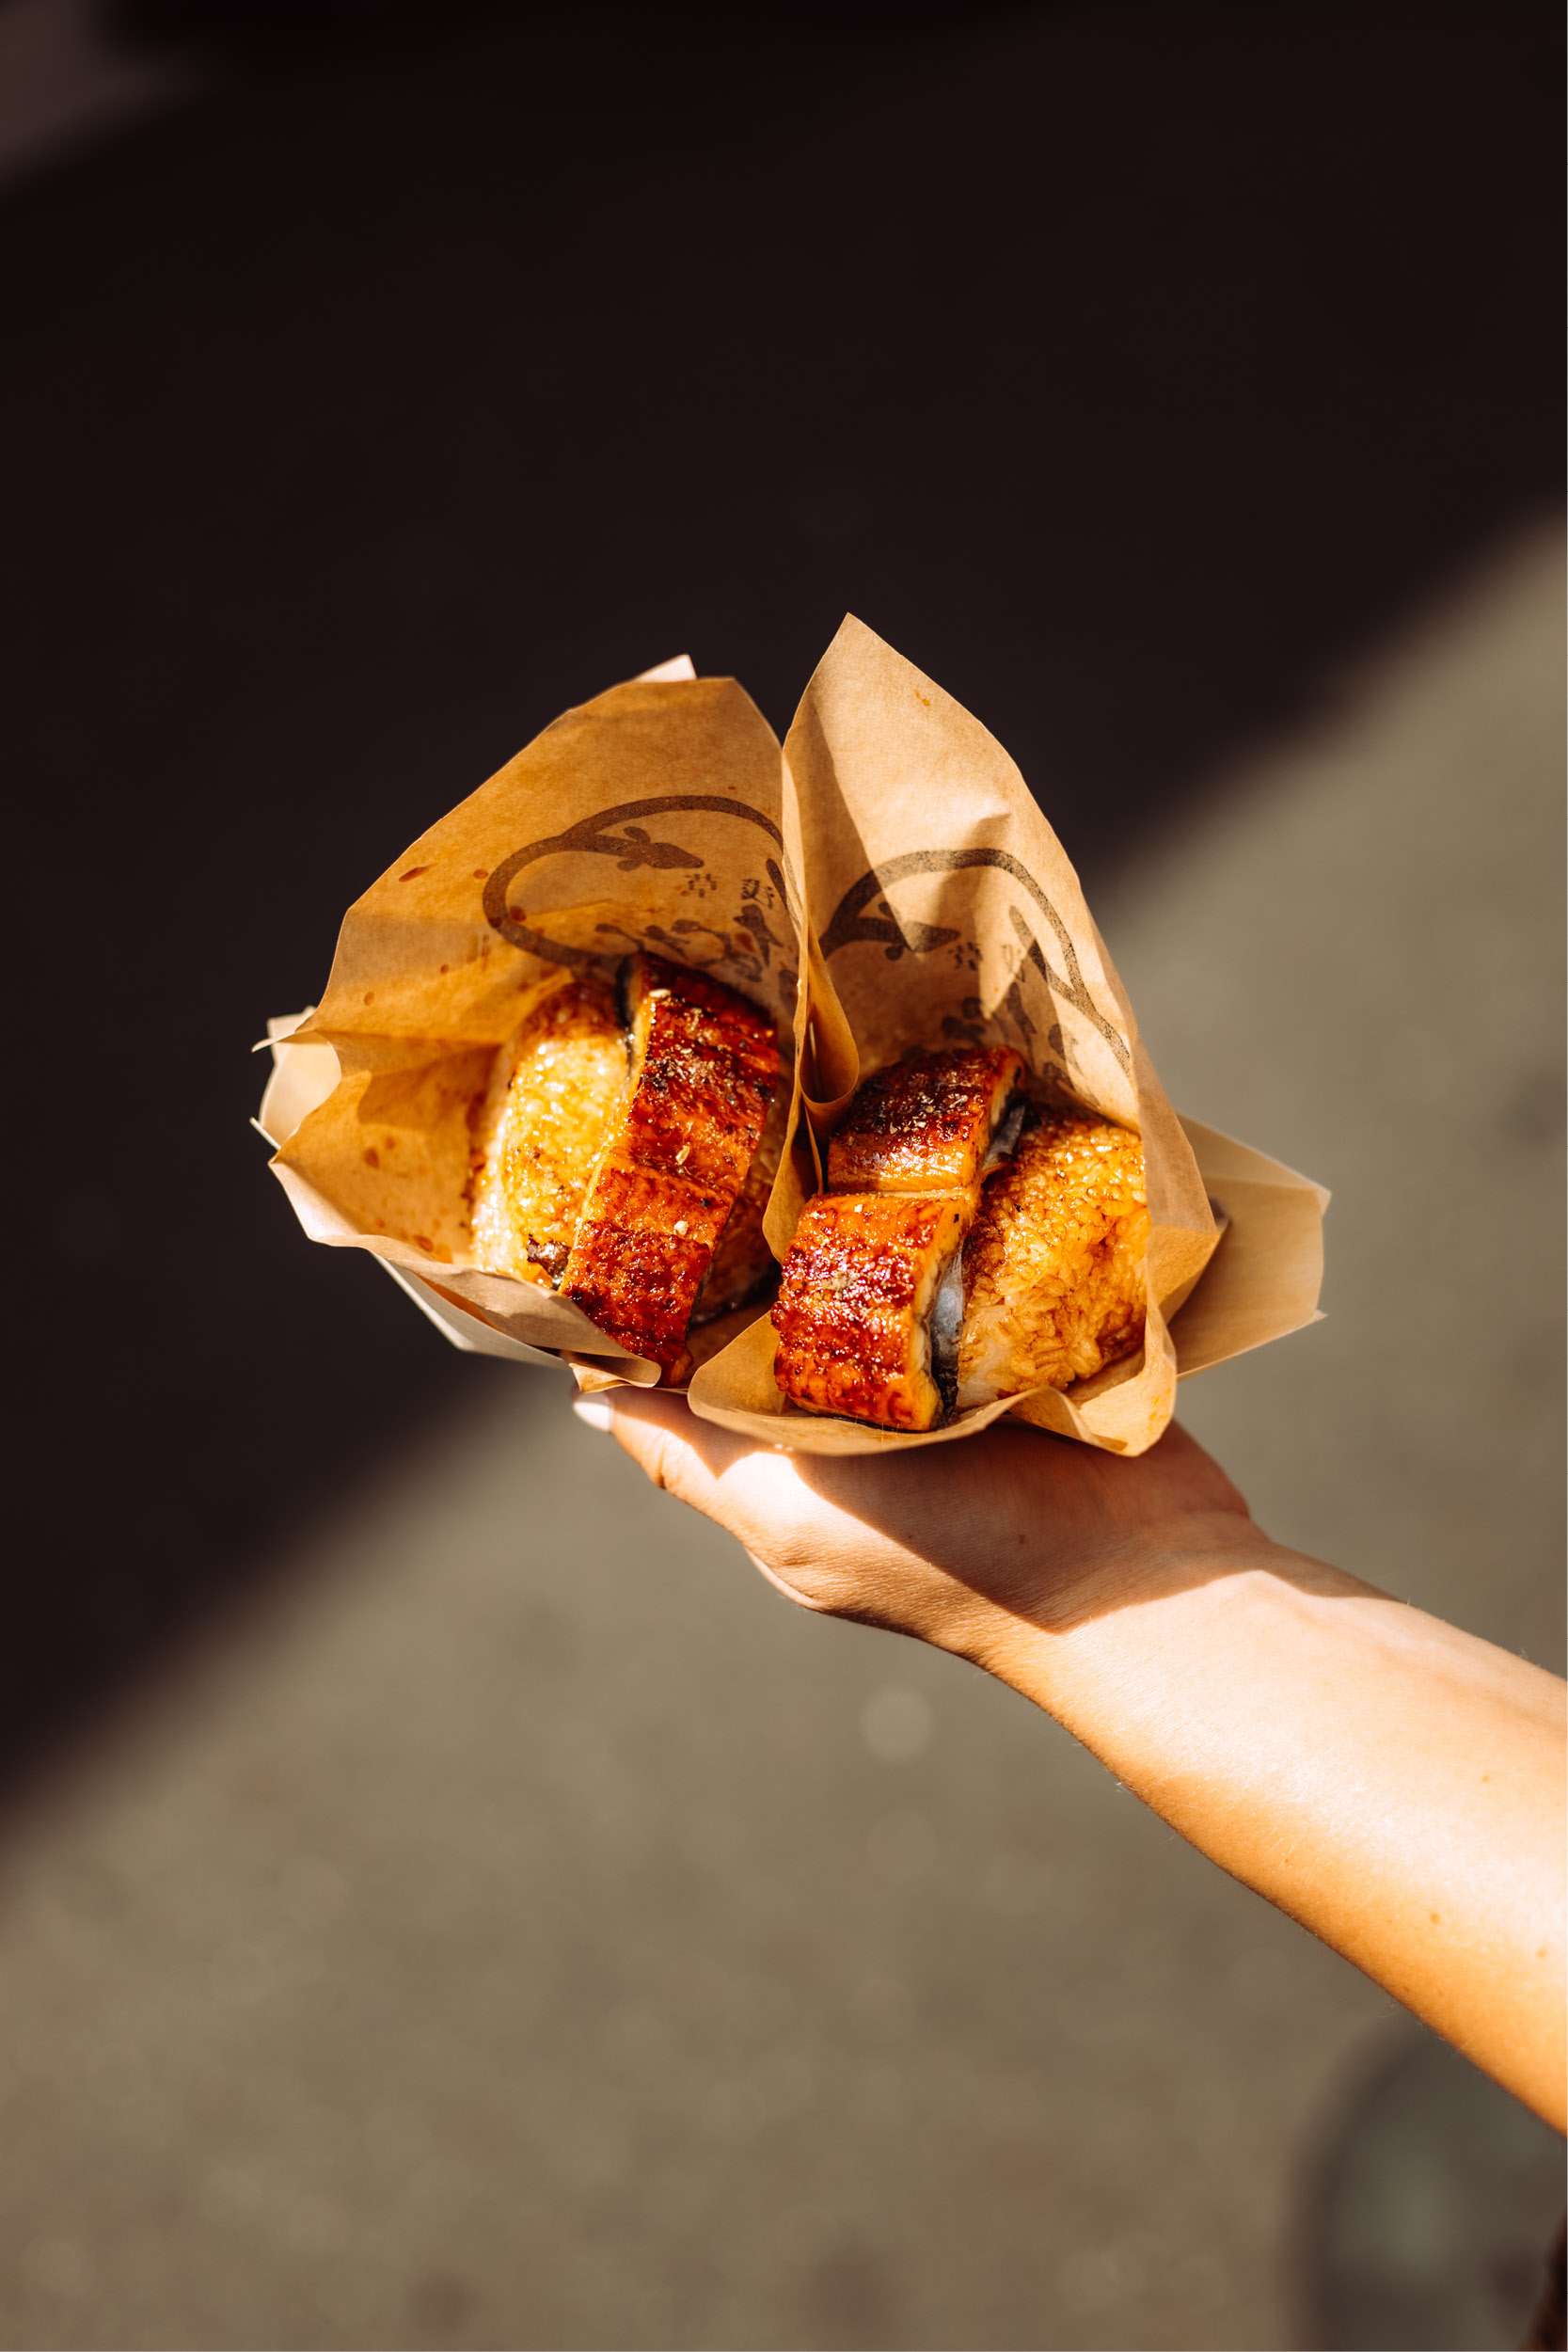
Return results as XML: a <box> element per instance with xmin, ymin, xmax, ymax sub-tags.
<box><xmin>570</xmin><ymin>1384</ymin><xmax>755</xmax><ymax>1513</ymax></box>
<box><xmin>568</xmin><ymin>1387</ymin><xmax>826</xmax><ymax>1609</ymax></box>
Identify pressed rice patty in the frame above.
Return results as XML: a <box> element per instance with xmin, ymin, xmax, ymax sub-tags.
<box><xmin>956</xmin><ymin>1113</ymin><xmax>1148</xmax><ymax>1406</ymax></box>
<box><xmin>468</xmin><ymin>977</ymin><xmax>628</xmax><ymax>1286</ymax></box>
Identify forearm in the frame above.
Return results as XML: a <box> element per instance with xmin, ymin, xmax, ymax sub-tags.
<box><xmin>974</xmin><ymin>1537</ymin><xmax>1567</xmax><ymax>2128</ymax></box>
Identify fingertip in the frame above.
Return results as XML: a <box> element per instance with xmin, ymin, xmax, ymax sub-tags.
<box><xmin>570</xmin><ymin>1395</ymin><xmax>616</xmax><ymax>1435</ymax></box>
<box><xmin>584</xmin><ymin>1380</ymin><xmax>768</xmax><ymax>1487</ymax></box>
<box><xmin>598</xmin><ymin>1383</ymin><xmax>693</xmax><ymax>1433</ymax></box>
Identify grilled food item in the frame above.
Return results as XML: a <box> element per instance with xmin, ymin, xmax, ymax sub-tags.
<box><xmin>692</xmin><ymin>1079</ymin><xmax>789</xmax><ymax>1325</ymax></box>
<box><xmin>770</xmin><ymin>1044</ymin><xmax>1148</xmax><ymax>1432</ymax></box>
<box><xmin>956</xmin><ymin>1113</ymin><xmax>1148</xmax><ymax>1406</ymax></box>
<box><xmin>771</xmin><ymin>1043</ymin><xmax>1024</xmax><ymax>1431</ymax></box>
<box><xmin>771</xmin><ymin>1190</ymin><xmax>976</xmax><ymax>1430</ymax></box>
<box><xmin>559</xmin><ymin>955</ymin><xmax>780</xmax><ymax>1380</ymax></box>
<box><xmin>827</xmin><ymin>1047</ymin><xmax>1024</xmax><ymax>1191</ymax></box>
<box><xmin>468</xmin><ymin>977</ymin><xmax>628</xmax><ymax>1286</ymax></box>
<box><xmin>469</xmin><ymin>954</ymin><xmax>782</xmax><ymax>1378</ymax></box>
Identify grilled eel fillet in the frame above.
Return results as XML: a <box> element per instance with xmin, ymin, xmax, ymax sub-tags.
<box><xmin>771</xmin><ymin>1191</ymin><xmax>977</xmax><ymax>1430</ymax></box>
<box><xmin>772</xmin><ymin>1045</ymin><xmax>1024</xmax><ymax>1431</ymax></box>
<box><xmin>468</xmin><ymin>977</ymin><xmax>628</xmax><ymax>1287</ymax></box>
<box><xmin>560</xmin><ymin>955</ymin><xmax>780</xmax><ymax>1381</ymax></box>
<box><xmin>827</xmin><ymin>1047</ymin><xmax>1024</xmax><ymax>1191</ymax></box>
<box><xmin>956</xmin><ymin>1112</ymin><xmax>1148</xmax><ymax>1406</ymax></box>
<box><xmin>691</xmin><ymin>1077</ymin><xmax>789</xmax><ymax>1325</ymax></box>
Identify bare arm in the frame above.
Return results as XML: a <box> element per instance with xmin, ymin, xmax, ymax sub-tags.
<box><xmin>573</xmin><ymin>1391</ymin><xmax>1566</xmax><ymax>2131</ymax></box>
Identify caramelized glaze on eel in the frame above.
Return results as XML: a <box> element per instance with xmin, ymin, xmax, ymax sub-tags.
<box><xmin>470</xmin><ymin>954</ymin><xmax>781</xmax><ymax>1380</ymax></box>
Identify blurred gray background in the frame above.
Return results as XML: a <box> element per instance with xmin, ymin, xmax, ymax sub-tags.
<box><xmin>2</xmin><ymin>4</ymin><xmax>1561</xmax><ymax>2347</ymax></box>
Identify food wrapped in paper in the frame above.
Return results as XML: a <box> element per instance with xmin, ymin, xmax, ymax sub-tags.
<box><xmin>686</xmin><ymin>619</ymin><xmax>1328</xmax><ymax>1455</ymax></box>
<box><xmin>259</xmin><ymin>628</ymin><xmax>1327</xmax><ymax>1447</ymax></box>
<box><xmin>257</xmin><ymin>658</ymin><xmax>815</xmax><ymax>1387</ymax></box>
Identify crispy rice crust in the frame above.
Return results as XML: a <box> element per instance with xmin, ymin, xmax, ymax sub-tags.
<box><xmin>827</xmin><ymin>1046</ymin><xmax>1024</xmax><ymax>1192</ymax></box>
<box><xmin>956</xmin><ymin>1113</ymin><xmax>1148</xmax><ymax>1406</ymax></box>
<box><xmin>771</xmin><ymin>1190</ymin><xmax>976</xmax><ymax>1431</ymax></box>
<box><xmin>468</xmin><ymin>978</ymin><xmax>628</xmax><ymax>1287</ymax></box>
<box><xmin>562</xmin><ymin>956</ymin><xmax>780</xmax><ymax>1379</ymax></box>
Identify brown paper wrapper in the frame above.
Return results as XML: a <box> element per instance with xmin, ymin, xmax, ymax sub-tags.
<box><xmin>258</xmin><ymin>657</ymin><xmax>814</xmax><ymax>1384</ymax></box>
<box><xmin>259</xmin><ymin>629</ymin><xmax>1327</xmax><ymax>1447</ymax></box>
<box><xmin>686</xmin><ymin>619</ymin><xmax>1326</xmax><ymax>1455</ymax></box>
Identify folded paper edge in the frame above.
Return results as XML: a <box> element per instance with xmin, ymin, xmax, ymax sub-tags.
<box><xmin>1169</xmin><ymin>1116</ymin><xmax>1328</xmax><ymax>1377</ymax></box>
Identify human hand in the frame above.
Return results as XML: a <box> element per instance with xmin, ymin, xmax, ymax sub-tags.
<box><xmin>569</xmin><ymin>1388</ymin><xmax>1259</xmax><ymax>1681</ymax></box>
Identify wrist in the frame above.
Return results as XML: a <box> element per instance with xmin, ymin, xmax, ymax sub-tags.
<box><xmin>961</xmin><ymin>1517</ymin><xmax>1299</xmax><ymax>1708</ymax></box>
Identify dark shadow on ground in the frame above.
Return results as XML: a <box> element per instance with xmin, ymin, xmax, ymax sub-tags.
<box><xmin>3</xmin><ymin>0</ymin><xmax>1560</xmax><ymax>1789</ymax></box>
<box><xmin>1297</xmin><ymin>2021</ymin><xmax>1564</xmax><ymax>2350</ymax></box>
